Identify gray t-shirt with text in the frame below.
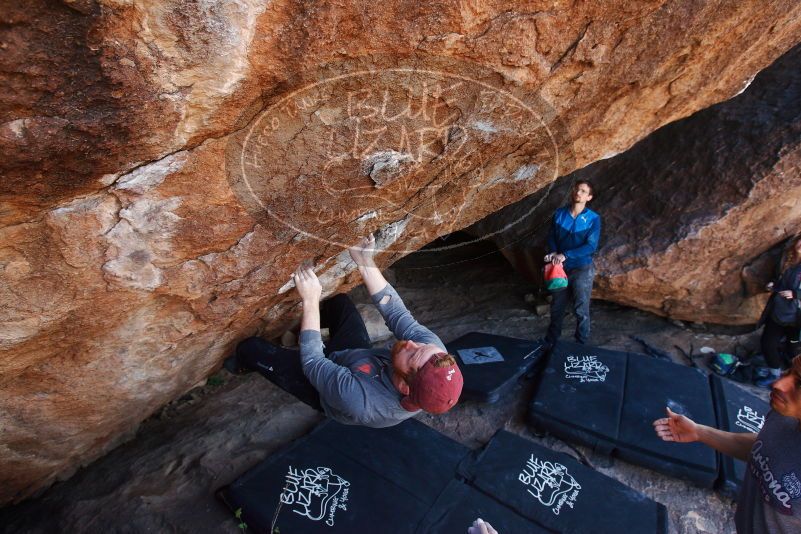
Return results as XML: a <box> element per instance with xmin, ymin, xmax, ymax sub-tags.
<box><xmin>735</xmin><ymin>410</ymin><xmax>801</xmax><ymax>533</ymax></box>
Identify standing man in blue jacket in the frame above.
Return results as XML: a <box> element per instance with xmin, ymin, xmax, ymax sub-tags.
<box><xmin>543</xmin><ymin>180</ymin><xmax>601</xmax><ymax>347</ymax></box>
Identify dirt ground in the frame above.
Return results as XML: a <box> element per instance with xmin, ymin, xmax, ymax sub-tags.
<box><xmin>0</xmin><ymin>237</ymin><xmax>767</xmax><ymax>533</ymax></box>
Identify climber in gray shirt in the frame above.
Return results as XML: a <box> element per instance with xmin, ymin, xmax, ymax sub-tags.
<box><xmin>228</xmin><ymin>234</ymin><xmax>464</xmax><ymax>428</ymax></box>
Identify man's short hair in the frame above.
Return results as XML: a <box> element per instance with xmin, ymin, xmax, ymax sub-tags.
<box><xmin>404</xmin><ymin>353</ymin><xmax>457</xmax><ymax>381</ymax></box>
<box><xmin>574</xmin><ymin>179</ymin><xmax>594</xmax><ymax>197</ymax></box>
<box><xmin>431</xmin><ymin>353</ymin><xmax>457</xmax><ymax>368</ymax></box>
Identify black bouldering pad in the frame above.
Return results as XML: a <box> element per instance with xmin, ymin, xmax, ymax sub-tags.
<box><xmin>710</xmin><ymin>374</ymin><xmax>769</xmax><ymax>498</ymax></box>
<box><xmin>529</xmin><ymin>341</ymin><xmax>719</xmax><ymax>487</ymax></box>
<box><xmin>310</xmin><ymin>418</ymin><xmax>470</xmax><ymax>504</ymax></box>
<box><xmin>462</xmin><ymin>430</ymin><xmax>667</xmax><ymax>533</ymax></box>
<box><xmin>446</xmin><ymin>332</ymin><xmax>545</xmax><ymax>403</ymax></box>
<box><xmin>529</xmin><ymin>342</ymin><xmax>628</xmax><ymax>455</ymax></box>
<box><xmin>421</xmin><ymin>480</ymin><xmax>551</xmax><ymax>533</ymax></box>
<box><xmin>217</xmin><ymin>419</ymin><xmax>470</xmax><ymax>533</ymax></box>
<box><xmin>617</xmin><ymin>354</ymin><xmax>718</xmax><ymax>487</ymax></box>
<box><xmin>217</xmin><ymin>435</ymin><xmax>421</xmax><ymax>533</ymax></box>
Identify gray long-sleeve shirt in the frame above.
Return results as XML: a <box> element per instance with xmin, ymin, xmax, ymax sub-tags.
<box><xmin>299</xmin><ymin>283</ymin><xmax>445</xmax><ymax>428</ymax></box>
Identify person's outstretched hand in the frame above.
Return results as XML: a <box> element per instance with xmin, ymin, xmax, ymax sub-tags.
<box><xmin>292</xmin><ymin>261</ymin><xmax>321</xmax><ymax>303</ymax></box>
<box><xmin>653</xmin><ymin>407</ymin><xmax>700</xmax><ymax>443</ymax></box>
<box><xmin>349</xmin><ymin>234</ymin><xmax>377</xmax><ymax>267</ymax></box>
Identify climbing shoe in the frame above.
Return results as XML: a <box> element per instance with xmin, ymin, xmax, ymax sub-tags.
<box><xmin>223</xmin><ymin>352</ymin><xmax>253</xmax><ymax>375</ymax></box>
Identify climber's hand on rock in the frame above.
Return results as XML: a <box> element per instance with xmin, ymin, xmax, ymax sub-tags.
<box><xmin>293</xmin><ymin>261</ymin><xmax>321</xmax><ymax>303</ymax></box>
<box><xmin>349</xmin><ymin>234</ymin><xmax>377</xmax><ymax>267</ymax></box>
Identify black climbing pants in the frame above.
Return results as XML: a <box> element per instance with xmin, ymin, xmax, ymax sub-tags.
<box><xmin>235</xmin><ymin>294</ymin><xmax>372</xmax><ymax>410</ymax></box>
<box><xmin>546</xmin><ymin>264</ymin><xmax>595</xmax><ymax>346</ymax></box>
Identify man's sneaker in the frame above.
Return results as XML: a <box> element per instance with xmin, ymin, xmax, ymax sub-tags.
<box><xmin>225</xmin><ymin>337</ymin><xmax>289</xmax><ymax>375</ymax></box>
<box><xmin>223</xmin><ymin>352</ymin><xmax>253</xmax><ymax>375</ymax></box>
<box><xmin>753</xmin><ymin>366</ymin><xmax>781</xmax><ymax>389</ymax></box>
<box><xmin>280</xmin><ymin>330</ymin><xmax>298</xmax><ymax>348</ymax></box>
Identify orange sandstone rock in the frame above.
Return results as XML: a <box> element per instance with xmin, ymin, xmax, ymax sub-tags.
<box><xmin>1</xmin><ymin>0</ymin><xmax>800</xmax><ymax>503</ymax></box>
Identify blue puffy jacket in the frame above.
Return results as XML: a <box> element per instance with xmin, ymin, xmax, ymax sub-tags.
<box><xmin>546</xmin><ymin>206</ymin><xmax>601</xmax><ymax>271</ymax></box>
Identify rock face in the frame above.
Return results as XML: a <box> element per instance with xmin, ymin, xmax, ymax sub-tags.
<box><xmin>472</xmin><ymin>43</ymin><xmax>801</xmax><ymax>325</ymax></box>
<box><xmin>2</xmin><ymin>0</ymin><xmax>801</xmax><ymax>503</ymax></box>
<box><xmin>0</xmin><ymin>246</ymin><xmax>746</xmax><ymax>533</ymax></box>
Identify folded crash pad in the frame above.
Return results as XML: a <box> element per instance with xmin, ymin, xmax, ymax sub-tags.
<box><xmin>217</xmin><ymin>419</ymin><xmax>470</xmax><ymax>533</ymax></box>
<box><xmin>529</xmin><ymin>341</ymin><xmax>719</xmax><ymax>487</ymax></box>
<box><xmin>461</xmin><ymin>430</ymin><xmax>667</xmax><ymax>533</ymax></box>
<box><xmin>446</xmin><ymin>332</ymin><xmax>545</xmax><ymax>403</ymax></box>
<box><xmin>710</xmin><ymin>374</ymin><xmax>769</xmax><ymax>498</ymax></box>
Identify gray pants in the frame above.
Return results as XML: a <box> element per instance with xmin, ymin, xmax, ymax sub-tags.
<box><xmin>546</xmin><ymin>264</ymin><xmax>595</xmax><ymax>345</ymax></box>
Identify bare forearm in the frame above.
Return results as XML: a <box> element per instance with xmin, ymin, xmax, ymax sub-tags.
<box><xmin>696</xmin><ymin>425</ymin><xmax>757</xmax><ymax>462</ymax></box>
<box><xmin>301</xmin><ymin>298</ymin><xmax>321</xmax><ymax>332</ymax></box>
<box><xmin>358</xmin><ymin>264</ymin><xmax>389</xmax><ymax>297</ymax></box>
